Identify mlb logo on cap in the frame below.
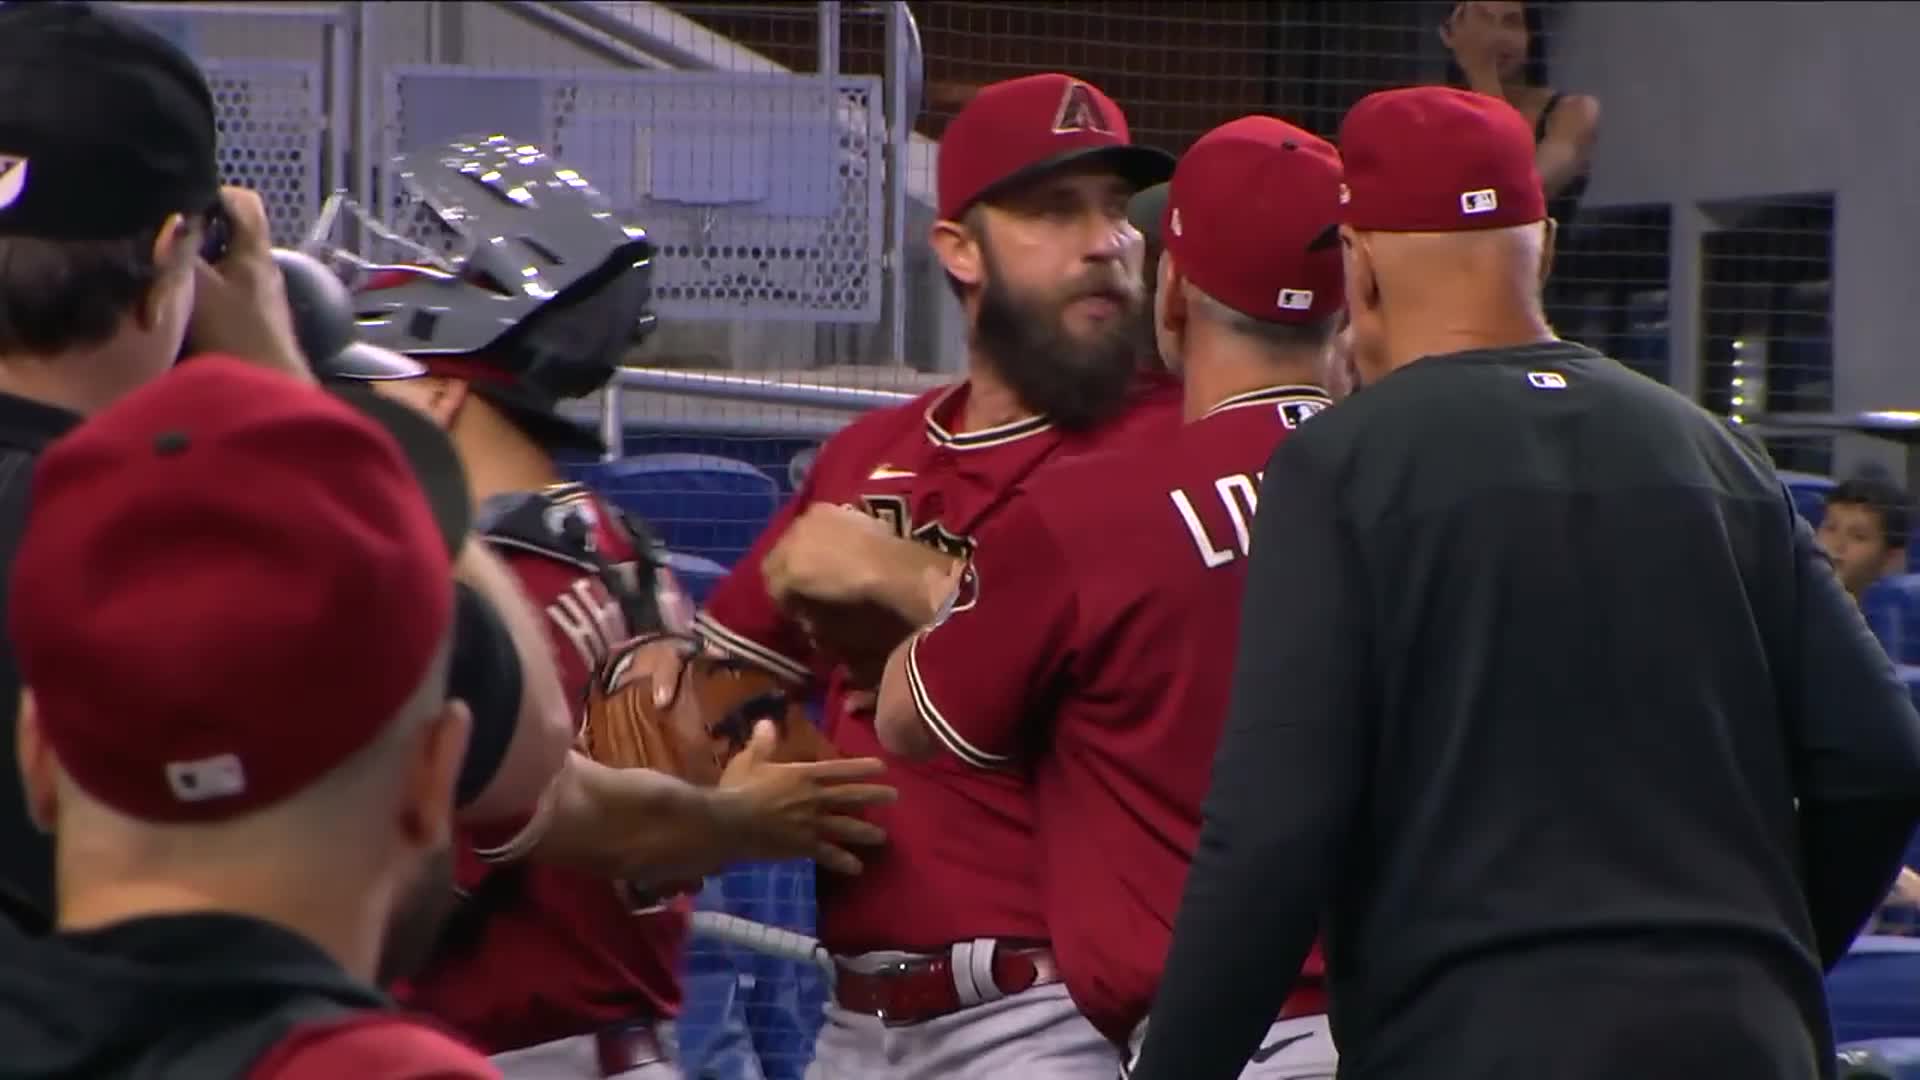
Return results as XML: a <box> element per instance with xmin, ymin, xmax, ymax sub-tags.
<box><xmin>1158</xmin><ymin>115</ymin><xmax>1344</xmax><ymax>326</ymax></box>
<box><xmin>166</xmin><ymin>753</ymin><xmax>246</xmax><ymax>802</ymax></box>
<box><xmin>1338</xmin><ymin>86</ymin><xmax>1546</xmax><ymax>233</ymax></box>
<box><xmin>1460</xmin><ymin>188</ymin><xmax>1499</xmax><ymax>215</ymax></box>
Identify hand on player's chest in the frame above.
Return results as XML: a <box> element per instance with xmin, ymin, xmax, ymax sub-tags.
<box><xmin>763</xmin><ymin>503</ymin><xmax>900</xmax><ymax>606</ymax></box>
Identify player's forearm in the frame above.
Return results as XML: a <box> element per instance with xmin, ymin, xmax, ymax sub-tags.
<box><xmin>455</xmin><ymin>540</ymin><xmax>574</xmax><ymax>822</ymax></box>
<box><xmin>1536</xmin><ymin>137</ymin><xmax>1587</xmax><ymax>200</ymax></box>
<box><xmin>526</xmin><ymin>753</ymin><xmax>736</xmax><ymax>883</ymax></box>
<box><xmin>873</xmin><ymin>636</ymin><xmax>937</xmax><ymax>760</ymax></box>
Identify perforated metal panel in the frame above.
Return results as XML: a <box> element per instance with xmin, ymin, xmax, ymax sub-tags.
<box><xmin>382</xmin><ymin>67</ymin><xmax>886</xmax><ymax>323</ymax></box>
<box><xmin>202</xmin><ymin>61</ymin><xmax>326</xmax><ymax>248</ymax></box>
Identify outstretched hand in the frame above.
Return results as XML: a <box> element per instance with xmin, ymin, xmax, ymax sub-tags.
<box><xmin>714</xmin><ymin>720</ymin><xmax>896</xmax><ymax>875</ymax></box>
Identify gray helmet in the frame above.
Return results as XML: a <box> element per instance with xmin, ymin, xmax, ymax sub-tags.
<box><xmin>301</xmin><ymin>133</ymin><xmax>657</xmax><ymax>401</ymax></box>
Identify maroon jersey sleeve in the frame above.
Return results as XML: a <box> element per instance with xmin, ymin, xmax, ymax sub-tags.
<box><xmin>904</xmin><ymin>496</ymin><xmax>1076</xmax><ymax>769</ymax></box>
<box><xmin>694</xmin><ymin>428</ymin><xmax>873</xmax><ymax>685</ymax></box>
<box><xmin>693</xmin><ymin>490</ymin><xmax>816</xmax><ymax>684</ymax></box>
<box><xmin>251</xmin><ymin>1015</ymin><xmax>499</xmax><ymax>1079</ymax></box>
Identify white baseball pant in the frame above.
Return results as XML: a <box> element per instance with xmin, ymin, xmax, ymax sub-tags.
<box><xmin>1126</xmin><ymin>1014</ymin><xmax>1337</xmax><ymax>1080</ymax></box>
<box><xmin>805</xmin><ymin>943</ymin><xmax>1117</xmax><ymax>1080</ymax></box>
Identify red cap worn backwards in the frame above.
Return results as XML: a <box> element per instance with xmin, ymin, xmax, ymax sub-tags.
<box><xmin>937</xmin><ymin>73</ymin><xmax>1174</xmax><ymax>222</ymax></box>
<box><xmin>1338</xmin><ymin>86</ymin><xmax>1547</xmax><ymax>232</ymax></box>
<box><xmin>9</xmin><ymin>358</ymin><xmax>455</xmax><ymax>824</ymax></box>
<box><xmin>1162</xmin><ymin>115</ymin><xmax>1344</xmax><ymax>324</ymax></box>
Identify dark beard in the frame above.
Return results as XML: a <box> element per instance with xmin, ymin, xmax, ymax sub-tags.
<box><xmin>972</xmin><ymin>261</ymin><xmax>1143</xmax><ymax>432</ymax></box>
<box><xmin>375</xmin><ymin>844</ymin><xmax>457</xmax><ymax>985</ymax></box>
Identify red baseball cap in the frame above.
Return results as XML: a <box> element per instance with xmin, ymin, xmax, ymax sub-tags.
<box><xmin>1338</xmin><ymin>86</ymin><xmax>1547</xmax><ymax>232</ymax></box>
<box><xmin>937</xmin><ymin>73</ymin><xmax>1173</xmax><ymax>221</ymax></box>
<box><xmin>10</xmin><ymin>358</ymin><xmax>456</xmax><ymax>824</ymax></box>
<box><xmin>1162</xmin><ymin>116</ymin><xmax>1344</xmax><ymax>324</ymax></box>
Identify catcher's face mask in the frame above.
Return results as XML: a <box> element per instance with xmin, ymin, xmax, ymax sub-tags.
<box><xmin>301</xmin><ymin>134</ymin><xmax>658</xmax><ymax>398</ymax></box>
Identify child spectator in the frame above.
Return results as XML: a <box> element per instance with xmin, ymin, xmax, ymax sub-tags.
<box><xmin>1817</xmin><ymin>469</ymin><xmax>1911</xmax><ymax>602</ymax></box>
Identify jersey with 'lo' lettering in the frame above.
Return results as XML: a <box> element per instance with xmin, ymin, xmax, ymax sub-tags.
<box><xmin>698</xmin><ymin>375</ymin><xmax>1180</xmax><ymax>952</ymax></box>
<box><xmin>904</xmin><ymin>384</ymin><xmax>1331</xmax><ymax>1042</ymax></box>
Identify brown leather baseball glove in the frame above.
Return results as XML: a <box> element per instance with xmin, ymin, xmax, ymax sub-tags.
<box><xmin>580</xmin><ymin>632</ymin><xmax>835</xmax><ymax>786</ymax></box>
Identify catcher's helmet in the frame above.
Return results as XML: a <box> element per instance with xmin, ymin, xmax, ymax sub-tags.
<box><xmin>302</xmin><ymin>134</ymin><xmax>657</xmax><ymax>408</ymax></box>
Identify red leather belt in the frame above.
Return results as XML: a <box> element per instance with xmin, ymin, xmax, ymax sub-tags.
<box><xmin>833</xmin><ymin>945</ymin><xmax>1058</xmax><ymax>1026</ymax></box>
<box><xmin>594</xmin><ymin>1022</ymin><xmax>669</xmax><ymax>1077</ymax></box>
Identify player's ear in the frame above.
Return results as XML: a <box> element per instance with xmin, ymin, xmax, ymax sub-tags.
<box><xmin>16</xmin><ymin>690</ymin><xmax>58</xmax><ymax>834</ymax></box>
<box><xmin>1156</xmin><ymin>252</ymin><xmax>1186</xmax><ymax>333</ymax></box>
<box><xmin>398</xmin><ymin>699</ymin><xmax>471</xmax><ymax>850</ymax></box>
<box><xmin>425</xmin><ymin>378</ymin><xmax>470</xmax><ymax>428</ymax></box>
<box><xmin>137</xmin><ymin>212</ymin><xmax>194</xmax><ymax>330</ymax></box>
<box><xmin>930</xmin><ymin>216</ymin><xmax>984</xmax><ymax>293</ymax></box>
<box><xmin>1537</xmin><ymin>217</ymin><xmax>1559</xmax><ymax>289</ymax></box>
<box><xmin>1339</xmin><ymin>226</ymin><xmax>1381</xmax><ymax>315</ymax></box>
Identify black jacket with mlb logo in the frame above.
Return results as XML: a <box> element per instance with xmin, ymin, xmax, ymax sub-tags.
<box><xmin>1138</xmin><ymin>341</ymin><xmax>1920</xmax><ymax>1080</ymax></box>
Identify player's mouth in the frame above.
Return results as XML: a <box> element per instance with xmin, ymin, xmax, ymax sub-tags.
<box><xmin>1069</xmin><ymin>289</ymin><xmax>1129</xmax><ymax>320</ymax></box>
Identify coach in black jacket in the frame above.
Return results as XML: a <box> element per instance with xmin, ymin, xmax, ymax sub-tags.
<box><xmin>1135</xmin><ymin>86</ymin><xmax>1920</xmax><ymax>1080</ymax></box>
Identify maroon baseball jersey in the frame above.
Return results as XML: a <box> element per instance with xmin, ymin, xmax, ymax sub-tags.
<box><xmin>396</xmin><ymin>484</ymin><xmax>687</xmax><ymax>1053</ymax></box>
<box><xmin>698</xmin><ymin>375</ymin><xmax>1180</xmax><ymax>952</ymax></box>
<box><xmin>905</xmin><ymin>384</ymin><xmax>1332</xmax><ymax>1042</ymax></box>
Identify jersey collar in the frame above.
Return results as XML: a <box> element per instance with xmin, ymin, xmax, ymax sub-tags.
<box><xmin>923</xmin><ymin>382</ymin><xmax>1053</xmax><ymax>451</ymax></box>
<box><xmin>1202</xmin><ymin>384</ymin><xmax>1331</xmax><ymax>420</ymax></box>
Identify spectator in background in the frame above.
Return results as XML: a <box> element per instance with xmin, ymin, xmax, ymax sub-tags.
<box><xmin>1814</xmin><ymin>470</ymin><xmax>1920</xmax><ymax>928</ymax></box>
<box><xmin>1818</xmin><ymin>470</ymin><xmax>1912</xmax><ymax>604</ymax></box>
<box><xmin>1441</xmin><ymin>0</ymin><xmax>1599</xmax><ymax>225</ymax></box>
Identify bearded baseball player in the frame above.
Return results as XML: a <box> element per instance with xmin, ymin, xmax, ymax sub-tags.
<box><xmin>870</xmin><ymin>116</ymin><xmax>1345</xmax><ymax>1079</ymax></box>
<box><xmin>632</xmin><ymin>73</ymin><xmax>1179</xmax><ymax>1078</ymax></box>
<box><xmin>307</xmin><ymin>135</ymin><xmax>893</xmax><ymax>1079</ymax></box>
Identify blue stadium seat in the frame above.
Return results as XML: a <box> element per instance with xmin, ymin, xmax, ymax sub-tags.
<box><xmin>1865</xmin><ymin>579</ymin><xmax>1920</xmax><ymax>666</ymax></box>
<box><xmin>621</xmin><ymin>434</ymin><xmax>823</xmax><ymax>499</ymax></box>
<box><xmin>589</xmin><ymin>453</ymin><xmax>783</xmax><ymax>567</ymax></box>
<box><xmin>1780</xmin><ymin>470</ymin><xmax>1835</xmax><ymax>527</ymax></box>
<box><xmin>1831</xmin><ymin>937</ymin><xmax>1920</xmax><ymax>1046</ymax></box>
<box><xmin>660</xmin><ymin>549</ymin><xmax>729</xmax><ymax>609</ymax></box>
<box><xmin>1837</xmin><ymin>1041</ymin><xmax>1919</xmax><ymax>1079</ymax></box>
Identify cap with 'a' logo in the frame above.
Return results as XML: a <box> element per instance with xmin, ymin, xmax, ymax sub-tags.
<box><xmin>1160</xmin><ymin>115</ymin><xmax>1344</xmax><ymax>325</ymax></box>
<box><xmin>936</xmin><ymin>73</ymin><xmax>1174</xmax><ymax>221</ymax></box>
<box><xmin>1337</xmin><ymin>86</ymin><xmax>1546</xmax><ymax>233</ymax></box>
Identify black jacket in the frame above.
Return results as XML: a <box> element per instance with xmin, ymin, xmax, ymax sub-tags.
<box><xmin>0</xmin><ymin>908</ymin><xmax>387</xmax><ymax>1079</ymax></box>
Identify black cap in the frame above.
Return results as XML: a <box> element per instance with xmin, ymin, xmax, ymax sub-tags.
<box><xmin>324</xmin><ymin>384</ymin><xmax>472</xmax><ymax>557</ymax></box>
<box><xmin>0</xmin><ymin>2</ymin><xmax>220</xmax><ymax>239</ymax></box>
<box><xmin>1128</xmin><ymin>182</ymin><xmax>1171</xmax><ymax>248</ymax></box>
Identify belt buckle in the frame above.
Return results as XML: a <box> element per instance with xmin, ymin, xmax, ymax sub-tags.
<box><xmin>595</xmin><ymin>1022</ymin><xmax>663</xmax><ymax>1076</ymax></box>
<box><xmin>845</xmin><ymin>955</ymin><xmax>935</xmax><ymax>1025</ymax></box>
